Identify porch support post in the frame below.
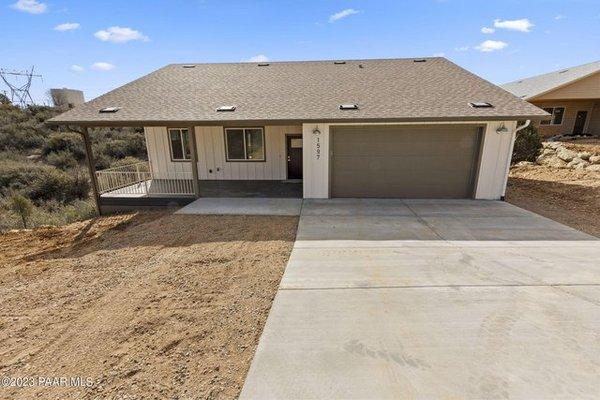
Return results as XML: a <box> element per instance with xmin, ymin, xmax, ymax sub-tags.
<box><xmin>80</xmin><ymin>127</ymin><xmax>102</xmax><ymax>216</ymax></box>
<box><xmin>188</xmin><ymin>126</ymin><xmax>201</xmax><ymax>198</ymax></box>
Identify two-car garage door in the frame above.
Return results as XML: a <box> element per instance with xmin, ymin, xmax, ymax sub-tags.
<box><xmin>331</xmin><ymin>125</ymin><xmax>482</xmax><ymax>198</ymax></box>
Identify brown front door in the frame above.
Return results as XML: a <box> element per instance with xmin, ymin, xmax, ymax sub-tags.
<box><xmin>286</xmin><ymin>135</ymin><xmax>303</xmax><ymax>180</ymax></box>
<box><xmin>573</xmin><ymin>111</ymin><xmax>588</xmax><ymax>135</ymax></box>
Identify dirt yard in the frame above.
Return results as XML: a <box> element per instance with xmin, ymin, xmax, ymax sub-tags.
<box><xmin>0</xmin><ymin>212</ymin><xmax>298</xmax><ymax>400</ymax></box>
<box><xmin>506</xmin><ymin>140</ymin><xmax>600</xmax><ymax>238</ymax></box>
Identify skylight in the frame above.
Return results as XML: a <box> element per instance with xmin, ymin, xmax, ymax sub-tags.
<box><xmin>216</xmin><ymin>105</ymin><xmax>236</xmax><ymax>112</ymax></box>
<box><xmin>333</xmin><ymin>61</ymin><xmax>346</xmax><ymax>65</ymax></box>
<box><xmin>99</xmin><ymin>107</ymin><xmax>119</xmax><ymax>113</ymax></box>
<box><xmin>469</xmin><ymin>102</ymin><xmax>494</xmax><ymax>108</ymax></box>
<box><xmin>257</xmin><ymin>63</ymin><xmax>270</xmax><ymax>67</ymax></box>
<box><xmin>413</xmin><ymin>59</ymin><xmax>427</xmax><ymax>63</ymax></box>
<box><xmin>339</xmin><ymin>104</ymin><xmax>359</xmax><ymax>110</ymax></box>
<box><xmin>182</xmin><ymin>65</ymin><xmax>196</xmax><ymax>69</ymax></box>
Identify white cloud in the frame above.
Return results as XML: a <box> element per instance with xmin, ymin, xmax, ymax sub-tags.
<box><xmin>329</xmin><ymin>8</ymin><xmax>360</xmax><ymax>23</ymax></box>
<box><xmin>455</xmin><ymin>46</ymin><xmax>470</xmax><ymax>52</ymax></box>
<box><xmin>481</xmin><ymin>27</ymin><xmax>495</xmax><ymax>34</ymax></box>
<box><xmin>11</xmin><ymin>0</ymin><xmax>47</xmax><ymax>14</ymax></box>
<box><xmin>70</xmin><ymin>64</ymin><xmax>84</xmax><ymax>72</ymax></box>
<box><xmin>554</xmin><ymin>14</ymin><xmax>566</xmax><ymax>20</ymax></box>
<box><xmin>94</xmin><ymin>26</ymin><xmax>149</xmax><ymax>43</ymax></box>
<box><xmin>91</xmin><ymin>62</ymin><xmax>115</xmax><ymax>71</ymax></box>
<box><xmin>433</xmin><ymin>52</ymin><xmax>445</xmax><ymax>57</ymax></box>
<box><xmin>245</xmin><ymin>54</ymin><xmax>269</xmax><ymax>63</ymax></box>
<box><xmin>54</xmin><ymin>22</ymin><xmax>80</xmax><ymax>31</ymax></box>
<box><xmin>493</xmin><ymin>18</ymin><xmax>534</xmax><ymax>32</ymax></box>
<box><xmin>475</xmin><ymin>40</ymin><xmax>508</xmax><ymax>52</ymax></box>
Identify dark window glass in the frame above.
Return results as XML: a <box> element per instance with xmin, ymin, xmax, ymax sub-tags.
<box><xmin>552</xmin><ymin>107</ymin><xmax>565</xmax><ymax>125</ymax></box>
<box><xmin>169</xmin><ymin>128</ymin><xmax>191</xmax><ymax>160</ymax></box>
<box><xmin>226</xmin><ymin>129</ymin><xmax>246</xmax><ymax>160</ymax></box>
<box><xmin>245</xmin><ymin>129</ymin><xmax>264</xmax><ymax>160</ymax></box>
<box><xmin>225</xmin><ymin>128</ymin><xmax>265</xmax><ymax>161</ymax></box>
<box><xmin>541</xmin><ymin>108</ymin><xmax>553</xmax><ymax>125</ymax></box>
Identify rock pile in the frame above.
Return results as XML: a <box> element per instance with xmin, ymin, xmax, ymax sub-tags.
<box><xmin>521</xmin><ymin>142</ymin><xmax>600</xmax><ymax>172</ymax></box>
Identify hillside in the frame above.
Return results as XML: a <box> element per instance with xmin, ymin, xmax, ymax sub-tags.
<box><xmin>0</xmin><ymin>98</ymin><xmax>146</xmax><ymax>231</ymax></box>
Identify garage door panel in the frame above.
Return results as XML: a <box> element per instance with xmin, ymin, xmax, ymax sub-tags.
<box><xmin>331</xmin><ymin>125</ymin><xmax>481</xmax><ymax>198</ymax></box>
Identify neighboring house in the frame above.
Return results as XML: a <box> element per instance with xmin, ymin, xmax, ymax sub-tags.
<box><xmin>502</xmin><ymin>60</ymin><xmax>600</xmax><ymax>138</ymax></box>
<box><xmin>49</xmin><ymin>58</ymin><xmax>547</xmax><ymax>213</ymax></box>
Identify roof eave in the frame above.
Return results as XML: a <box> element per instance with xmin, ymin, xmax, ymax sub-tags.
<box><xmin>46</xmin><ymin>114</ymin><xmax>550</xmax><ymax>128</ymax></box>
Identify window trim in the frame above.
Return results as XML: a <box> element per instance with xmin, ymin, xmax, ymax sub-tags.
<box><xmin>168</xmin><ymin>128</ymin><xmax>192</xmax><ymax>162</ymax></box>
<box><xmin>224</xmin><ymin>127</ymin><xmax>266</xmax><ymax>162</ymax></box>
<box><xmin>540</xmin><ymin>106</ymin><xmax>566</xmax><ymax>126</ymax></box>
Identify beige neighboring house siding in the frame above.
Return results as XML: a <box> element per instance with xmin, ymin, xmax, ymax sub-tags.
<box><xmin>144</xmin><ymin>125</ymin><xmax>302</xmax><ymax>180</ymax></box>
<box><xmin>534</xmin><ymin>72</ymin><xmax>600</xmax><ymax>101</ymax></box>
<box><xmin>589</xmin><ymin>102</ymin><xmax>600</xmax><ymax>134</ymax></box>
<box><xmin>531</xmin><ymin>100</ymin><xmax>596</xmax><ymax>137</ymax></box>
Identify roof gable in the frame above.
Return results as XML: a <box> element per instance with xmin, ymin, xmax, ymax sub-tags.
<box><xmin>50</xmin><ymin>57</ymin><xmax>547</xmax><ymax>126</ymax></box>
<box><xmin>501</xmin><ymin>60</ymin><xmax>600</xmax><ymax>100</ymax></box>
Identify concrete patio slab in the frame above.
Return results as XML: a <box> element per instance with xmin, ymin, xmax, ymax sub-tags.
<box><xmin>240</xmin><ymin>199</ymin><xmax>600</xmax><ymax>399</ymax></box>
<box><xmin>175</xmin><ymin>197</ymin><xmax>302</xmax><ymax>216</ymax></box>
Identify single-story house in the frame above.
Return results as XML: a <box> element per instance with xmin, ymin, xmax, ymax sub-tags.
<box><xmin>502</xmin><ymin>60</ymin><xmax>600</xmax><ymax>138</ymax></box>
<box><xmin>49</xmin><ymin>57</ymin><xmax>547</xmax><ymax>214</ymax></box>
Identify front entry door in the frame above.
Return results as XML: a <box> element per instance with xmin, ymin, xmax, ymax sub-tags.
<box><xmin>286</xmin><ymin>135</ymin><xmax>303</xmax><ymax>180</ymax></box>
<box><xmin>573</xmin><ymin>111</ymin><xmax>588</xmax><ymax>135</ymax></box>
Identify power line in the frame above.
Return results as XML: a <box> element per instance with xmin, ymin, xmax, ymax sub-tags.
<box><xmin>0</xmin><ymin>66</ymin><xmax>43</xmax><ymax>107</ymax></box>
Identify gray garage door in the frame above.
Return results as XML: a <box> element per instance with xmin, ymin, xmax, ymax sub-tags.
<box><xmin>331</xmin><ymin>125</ymin><xmax>482</xmax><ymax>198</ymax></box>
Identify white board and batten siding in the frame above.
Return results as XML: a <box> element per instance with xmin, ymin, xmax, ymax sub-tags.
<box><xmin>145</xmin><ymin>125</ymin><xmax>302</xmax><ymax>180</ymax></box>
<box><xmin>302</xmin><ymin>121</ymin><xmax>518</xmax><ymax>200</ymax></box>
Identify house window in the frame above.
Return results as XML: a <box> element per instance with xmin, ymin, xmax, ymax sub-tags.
<box><xmin>168</xmin><ymin>128</ymin><xmax>191</xmax><ymax>161</ymax></box>
<box><xmin>540</xmin><ymin>107</ymin><xmax>565</xmax><ymax>125</ymax></box>
<box><xmin>225</xmin><ymin>128</ymin><xmax>265</xmax><ymax>161</ymax></box>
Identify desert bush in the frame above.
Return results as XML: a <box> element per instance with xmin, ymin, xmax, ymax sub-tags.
<box><xmin>512</xmin><ymin>123</ymin><xmax>542</xmax><ymax>163</ymax></box>
<box><xmin>9</xmin><ymin>192</ymin><xmax>33</xmax><ymax>228</ymax></box>
<box><xmin>42</xmin><ymin>132</ymin><xmax>86</xmax><ymax>161</ymax></box>
<box><xmin>110</xmin><ymin>156</ymin><xmax>145</xmax><ymax>168</ymax></box>
<box><xmin>46</xmin><ymin>150</ymin><xmax>78</xmax><ymax>170</ymax></box>
<box><xmin>0</xmin><ymin>161</ymin><xmax>89</xmax><ymax>203</ymax></box>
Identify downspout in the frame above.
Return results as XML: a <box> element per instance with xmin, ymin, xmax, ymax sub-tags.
<box><xmin>500</xmin><ymin>120</ymin><xmax>530</xmax><ymax>200</ymax></box>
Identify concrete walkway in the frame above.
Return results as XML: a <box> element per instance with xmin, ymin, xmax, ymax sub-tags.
<box><xmin>240</xmin><ymin>199</ymin><xmax>600</xmax><ymax>399</ymax></box>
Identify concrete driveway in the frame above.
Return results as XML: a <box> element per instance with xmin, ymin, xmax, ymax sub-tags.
<box><xmin>240</xmin><ymin>199</ymin><xmax>600</xmax><ymax>400</ymax></box>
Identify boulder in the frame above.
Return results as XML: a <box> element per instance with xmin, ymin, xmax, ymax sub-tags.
<box><xmin>589</xmin><ymin>155</ymin><xmax>600</xmax><ymax>164</ymax></box>
<box><xmin>586</xmin><ymin>164</ymin><xmax>600</xmax><ymax>172</ymax></box>
<box><xmin>574</xmin><ymin>161</ymin><xmax>590</xmax><ymax>170</ymax></box>
<box><xmin>515</xmin><ymin>161</ymin><xmax>534</xmax><ymax>167</ymax></box>
<box><xmin>577</xmin><ymin>151</ymin><xmax>592</xmax><ymax>160</ymax></box>
<box><xmin>543</xmin><ymin>142</ymin><xmax>562</xmax><ymax>150</ymax></box>
<box><xmin>556</xmin><ymin>147</ymin><xmax>578</xmax><ymax>162</ymax></box>
<box><xmin>567</xmin><ymin>157</ymin><xmax>586</xmax><ymax>168</ymax></box>
<box><xmin>538</xmin><ymin>155</ymin><xmax>567</xmax><ymax>169</ymax></box>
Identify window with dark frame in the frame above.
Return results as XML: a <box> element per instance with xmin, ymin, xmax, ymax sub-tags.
<box><xmin>225</xmin><ymin>128</ymin><xmax>265</xmax><ymax>161</ymax></box>
<box><xmin>540</xmin><ymin>107</ymin><xmax>565</xmax><ymax>125</ymax></box>
<box><xmin>168</xmin><ymin>128</ymin><xmax>191</xmax><ymax>161</ymax></box>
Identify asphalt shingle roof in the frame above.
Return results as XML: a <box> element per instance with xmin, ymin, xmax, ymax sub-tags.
<box><xmin>49</xmin><ymin>57</ymin><xmax>547</xmax><ymax>126</ymax></box>
<box><xmin>501</xmin><ymin>60</ymin><xmax>600</xmax><ymax>100</ymax></box>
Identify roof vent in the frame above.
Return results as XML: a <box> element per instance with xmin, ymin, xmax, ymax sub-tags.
<box><xmin>469</xmin><ymin>102</ymin><xmax>494</xmax><ymax>108</ymax></box>
<box><xmin>339</xmin><ymin>104</ymin><xmax>359</xmax><ymax>110</ymax></box>
<box><xmin>99</xmin><ymin>107</ymin><xmax>119</xmax><ymax>113</ymax></box>
<box><xmin>413</xmin><ymin>59</ymin><xmax>427</xmax><ymax>63</ymax></box>
<box><xmin>182</xmin><ymin>65</ymin><xmax>196</xmax><ymax>68</ymax></box>
<box><xmin>257</xmin><ymin>63</ymin><xmax>270</xmax><ymax>67</ymax></box>
<box><xmin>216</xmin><ymin>105</ymin><xmax>236</xmax><ymax>112</ymax></box>
<box><xmin>333</xmin><ymin>61</ymin><xmax>346</xmax><ymax>65</ymax></box>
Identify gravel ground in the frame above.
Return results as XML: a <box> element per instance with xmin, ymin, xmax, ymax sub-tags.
<box><xmin>506</xmin><ymin>140</ymin><xmax>600</xmax><ymax>238</ymax></box>
<box><xmin>0</xmin><ymin>212</ymin><xmax>298</xmax><ymax>400</ymax></box>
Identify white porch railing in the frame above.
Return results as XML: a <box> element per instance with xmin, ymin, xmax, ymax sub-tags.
<box><xmin>96</xmin><ymin>161</ymin><xmax>194</xmax><ymax>196</ymax></box>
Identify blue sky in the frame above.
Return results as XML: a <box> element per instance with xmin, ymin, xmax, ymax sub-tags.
<box><xmin>2</xmin><ymin>0</ymin><xmax>599</xmax><ymax>103</ymax></box>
